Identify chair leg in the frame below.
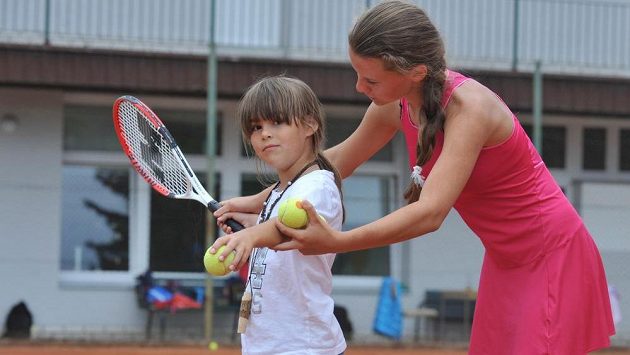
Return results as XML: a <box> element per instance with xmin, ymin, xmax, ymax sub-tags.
<box><xmin>231</xmin><ymin>307</ymin><xmax>240</xmax><ymax>343</ymax></box>
<box><xmin>159</xmin><ymin>313</ymin><xmax>166</xmax><ymax>341</ymax></box>
<box><xmin>145</xmin><ymin>310</ymin><xmax>154</xmax><ymax>340</ymax></box>
<box><xmin>413</xmin><ymin>316</ymin><xmax>420</xmax><ymax>343</ymax></box>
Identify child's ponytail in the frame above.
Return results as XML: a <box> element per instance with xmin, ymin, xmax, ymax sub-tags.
<box><xmin>315</xmin><ymin>152</ymin><xmax>345</xmax><ymax>222</ymax></box>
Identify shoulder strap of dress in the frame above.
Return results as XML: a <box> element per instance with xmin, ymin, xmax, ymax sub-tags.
<box><xmin>440</xmin><ymin>69</ymin><xmax>470</xmax><ymax>108</ymax></box>
<box><xmin>399</xmin><ymin>69</ymin><xmax>471</xmax><ymax>115</ymax></box>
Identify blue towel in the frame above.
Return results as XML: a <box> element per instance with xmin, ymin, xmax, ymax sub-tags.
<box><xmin>373</xmin><ymin>276</ymin><xmax>403</xmax><ymax>340</ymax></box>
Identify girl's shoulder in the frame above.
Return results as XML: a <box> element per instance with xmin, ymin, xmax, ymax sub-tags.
<box><xmin>293</xmin><ymin>169</ymin><xmax>336</xmax><ymax>189</ymax></box>
<box><xmin>289</xmin><ymin>170</ymin><xmax>340</xmax><ymax>203</ymax></box>
<box><xmin>287</xmin><ymin>169</ymin><xmax>343</xmax><ymax>229</ymax></box>
<box><xmin>445</xmin><ymin>78</ymin><xmax>515</xmax><ymax>146</ymax></box>
<box><xmin>446</xmin><ymin>79</ymin><xmax>505</xmax><ymax>119</ymax></box>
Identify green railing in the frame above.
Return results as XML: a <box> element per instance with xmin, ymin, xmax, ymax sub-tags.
<box><xmin>1</xmin><ymin>0</ymin><xmax>629</xmax><ymax>75</ymax></box>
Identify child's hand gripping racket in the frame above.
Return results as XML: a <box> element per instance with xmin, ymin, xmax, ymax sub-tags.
<box><xmin>112</xmin><ymin>95</ymin><xmax>244</xmax><ymax>232</ymax></box>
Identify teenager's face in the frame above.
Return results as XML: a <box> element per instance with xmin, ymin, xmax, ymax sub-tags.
<box><xmin>349</xmin><ymin>49</ymin><xmax>423</xmax><ymax>106</ymax></box>
<box><xmin>249</xmin><ymin>118</ymin><xmax>315</xmax><ymax>178</ymax></box>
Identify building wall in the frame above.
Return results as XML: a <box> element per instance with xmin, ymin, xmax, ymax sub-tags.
<box><xmin>0</xmin><ymin>88</ymin><xmax>148</xmax><ymax>335</ymax></box>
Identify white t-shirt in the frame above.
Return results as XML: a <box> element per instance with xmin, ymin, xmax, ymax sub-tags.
<box><xmin>241</xmin><ymin>169</ymin><xmax>346</xmax><ymax>355</ymax></box>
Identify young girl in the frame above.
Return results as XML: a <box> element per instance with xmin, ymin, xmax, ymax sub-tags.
<box><xmin>210</xmin><ymin>76</ymin><xmax>346</xmax><ymax>355</ymax></box>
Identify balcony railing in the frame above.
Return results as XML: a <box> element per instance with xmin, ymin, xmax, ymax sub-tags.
<box><xmin>1</xmin><ymin>0</ymin><xmax>629</xmax><ymax>76</ymax></box>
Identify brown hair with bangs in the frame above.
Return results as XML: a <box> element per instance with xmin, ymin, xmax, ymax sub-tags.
<box><xmin>237</xmin><ymin>75</ymin><xmax>344</xmax><ymax>219</ymax></box>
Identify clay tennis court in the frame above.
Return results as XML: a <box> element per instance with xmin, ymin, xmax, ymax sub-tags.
<box><xmin>0</xmin><ymin>343</ymin><xmax>463</xmax><ymax>355</ymax></box>
<box><xmin>1</xmin><ymin>343</ymin><xmax>630</xmax><ymax>355</ymax></box>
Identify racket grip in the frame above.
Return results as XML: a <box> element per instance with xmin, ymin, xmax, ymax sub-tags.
<box><xmin>226</xmin><ymin>218</ymin><xmax>244</xmax><ymax>232</ymax></box>
<box><xmin>208</xmin><ymin>200</ymin><xmax>244</xmax><ymax>232</ymax></box>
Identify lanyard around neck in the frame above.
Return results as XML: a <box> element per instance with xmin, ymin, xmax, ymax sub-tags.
<box><xmin>258</xmin><ymin>159</ymin><xmax>319</xmax><ymax>223</ymax></box>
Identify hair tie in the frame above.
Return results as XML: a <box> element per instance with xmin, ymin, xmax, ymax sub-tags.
<box><xmin>411</xmin><ymin>165</ymin><xmax>425</xmax><ymax>187</ymax></box>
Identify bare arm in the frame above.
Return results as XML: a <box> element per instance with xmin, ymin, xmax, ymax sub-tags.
<box><xmin>324</xmin><ymin>101</ymin><xmax>400</xmax><ymax>178</ymax></box>
<box><xmin>213</xmin><ymin>185</ymin><xmax>273</xmax><ymax>221</ymax></box>
<box><xmin>210</xmin><ymin>217</ymin><xmax>287</xmax><ymax>271</ymax></box>
<box><xmin>275</xmin><ymin>82</ymin><xmax>510</xmax><ymax>253</ymax></box>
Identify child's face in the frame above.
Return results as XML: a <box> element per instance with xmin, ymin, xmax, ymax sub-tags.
<box><xmin>249</xmin><ymin>118</ymin><xmax>315</xmax><ymax>175</ymax></box>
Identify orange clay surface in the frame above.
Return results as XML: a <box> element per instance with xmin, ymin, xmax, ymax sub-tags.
<box><xmin>1</xmin><ymin>343</ymin><xmax>629</xmax><ymax>355</ymax></box>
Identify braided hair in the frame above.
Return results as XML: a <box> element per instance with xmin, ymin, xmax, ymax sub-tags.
<box><xmin>349</xmin><ymin>0</ymin><xmax>447</xmax><ymax>203</ymax></box>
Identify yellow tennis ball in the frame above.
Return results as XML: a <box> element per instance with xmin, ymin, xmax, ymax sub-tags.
<box><xmin>204</xmin><ymin>245</ymin><xmax>235</xmax><ymax>276</ymax></box>
<box><xmin>208</xmin><ymin>341</ymin><xmax>219</xmax><ymax>351</ymax></box>
<box><xmin>277</xmin><ymin>198</ymin><xmax>309</xmax><ymax>229</ymax></box>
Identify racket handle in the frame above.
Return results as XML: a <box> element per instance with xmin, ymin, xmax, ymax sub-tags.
<box><xmin>208</xmin><ymin>200</ymin><xmax>245</xmax><ymax>232</ymax></box>
<box><xmin>225</xmin><ymin>218</ymin><xmax>244</xmax><ymax>232</ymax></box>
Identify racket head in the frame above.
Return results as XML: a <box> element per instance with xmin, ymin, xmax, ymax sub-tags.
<box><xmin>113</xmin><ymin>96</ymin><xmax>193</xmax><ymax>199</ymax></box>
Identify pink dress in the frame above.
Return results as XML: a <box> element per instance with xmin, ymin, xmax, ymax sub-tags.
<box><xmin>400</xmin><ymin>70</ymin><xmax>615</xmax><ymax>354</ymax></box>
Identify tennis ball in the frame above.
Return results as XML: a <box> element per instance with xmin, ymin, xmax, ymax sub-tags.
<box><xmin>277</xmin><ymin>198</ymin><xmax>309</xmax><ymax>229</ymax></box>
<box><xmin>204</xmin><ymin>245</ymin><xmax>235</xmax><ymax>276</ymax></box>
<box><xmin>208</xmin><ymin>341</ymin><xmax>219</xmax><ymax>351</ymax></box>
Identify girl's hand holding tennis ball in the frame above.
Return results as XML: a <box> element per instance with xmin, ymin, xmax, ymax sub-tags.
<box><xmin>204</xmin><ymin>245</ymin><xmax>236</xmax><ymax>276</ymax></box>
<box><xmin>206</xmin><ymin>232</ymin><xmax>257</xmax><ymax>274</ymax></box>
<box><xmin>274</xmin><ymin>199</ymin><xmax>341</xmax><ymax>255</ymax></box>
<box><xmin>277</xmin><ymin>198</ymin><xmax>309</xmax><ymax>228</ymax></box>
<box><xmin>278</xmin><ymin>198</ymin><xmax>326</xmax><ymax>228</ymax></box>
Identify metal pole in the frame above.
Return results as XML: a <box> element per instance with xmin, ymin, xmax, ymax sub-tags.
<box><xmin>511</xmin><ymin>0</ymin><xmax>520</xmax><ymax>72</ymax></box>
<box><xmin>44</xmin><ymin>0</ymin><xmax>51</xmax><ymax>46</ymax></box>
<box><xmin>280</xmin><ymin>0</ymin><xmax>291</xmax><ymax>58</ymax></box>
<box><xmin>204</xmin><ymin>0</ymin><xmax>218</xmax><ymax>344</ymax></box>
<box><xmin>533</xmin><ymin>60</ymin><xmax>543</xmax><ymax>153</ymax></box>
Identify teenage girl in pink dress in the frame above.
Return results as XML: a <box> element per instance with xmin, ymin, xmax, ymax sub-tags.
<box><xmin>213</xmin><ymin>1</ymin><xmax>615</xmax><ymax>353</ymax></box>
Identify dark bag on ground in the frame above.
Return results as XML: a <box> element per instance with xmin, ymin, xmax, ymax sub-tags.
<box><xmin>3</xmin><ymin>301</ymin><xmax>33</xmax><ymax>339</ymax></box>
<box><xmin>334</xmin><ymin>304</ymin><xmax>354</xmax><ymax>341</ymax></box>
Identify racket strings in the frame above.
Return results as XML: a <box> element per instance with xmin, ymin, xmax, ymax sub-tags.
<box><xmin>117</xmin><ymin>102</ymin><xmax>190</xmax><ymax>196</ymax></box>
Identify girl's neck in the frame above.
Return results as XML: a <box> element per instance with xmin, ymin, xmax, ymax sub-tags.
<box><xmin>276</xmin><ymin>157</ymin><xmax>319</xmax><ymax>191</ymax></box>
<box><xmin>406</xmin><ymin>100</ymin><xmax>426</xmax><ymax>127</ymax></box>
<box><xmin>404</xmin><ymin>86</ymin><xmax>425</xmax><ymax>126</ymax></box>
<box><xmin>405</xmin><ymin>79</ymin><xmax>425</xmax><ymax>110</ymax></box>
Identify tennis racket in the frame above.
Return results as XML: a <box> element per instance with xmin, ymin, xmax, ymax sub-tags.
<box><xmin>112</xmin><ymin>95</ymin><xmax>244</xmax><ymax>232</ymax></box>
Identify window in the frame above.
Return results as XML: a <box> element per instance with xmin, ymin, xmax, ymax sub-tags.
<box><xmin>60</xmin><ymin>165</ymin><xmax>129</xmax><ymax>271</ymax></box>
<box><xmin>62</xmin><ymin>104</ymin><xmax>220</xmax><ymax>277</ymax></box>
<box><xmin>241</xmin><ymin>173</ymin><xmax>266</xmax><ymax>197</ymax></box>
<box><xmin>64</xmin><ymin>105</ymin><xmax>219</xmax><ymax>155</ymax></box>
<box><xmin>156</xmin><ymin>109</ymin><xmax>221</xmax><ymax>156</ymax></box>
<box><xmin>522</xmin><ymin>124</ymin><xmax>566</xmax><ymax>168</ymax></box>
<box><xmin>583</xmin><ymin>128</ymin><xmax>606</xmax><ymax>171</ymax></box>
<box><xmin>149</xmin><ymin>173</ymin><xmax>220</xmax><ymax>272</ymax></box>
<box><xmin>327</xmin><ymin>118</ymin><xmax>393</xmax><ymax>161</ymax></box>
<box><xmin>620</xmin><ymin>129</ymin><xmax>630</xmax><ymax>171</ymax></box>
<box><xmin>64</xmin><ymin>106</ymin><xmax>121</xmax><ymax>151</ymax></box>
<box><xmin>332</xmin><ymin>175</ymin><xmax>393</xmax><ymax>276</ymax></box>
<box><xmin>149</xmin><ymin>190</ymin><xmax>207</xmax><ymax>272</ymax></box>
